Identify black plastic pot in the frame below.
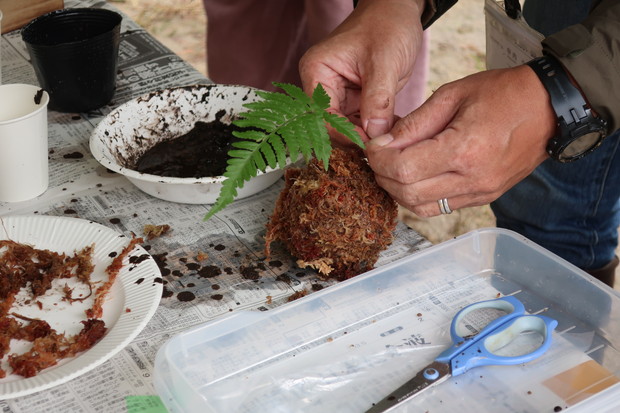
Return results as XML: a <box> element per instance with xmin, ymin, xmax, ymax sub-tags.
<box><xmin>21</xmin><ymin>8</ymin><xmax>122</xmax><ymax>113</ymax></box>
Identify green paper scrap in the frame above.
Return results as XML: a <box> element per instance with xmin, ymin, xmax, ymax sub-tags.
<box><xmin>125</xmin><ymin>395</ymin><xmax>169</xmax><ymax>413</ymax></box>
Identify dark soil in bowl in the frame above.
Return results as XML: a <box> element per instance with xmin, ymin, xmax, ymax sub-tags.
<box><xmin>134</xmin><ymin>119</ymin><xmax>244</xmax><ymax>178</ymax></box>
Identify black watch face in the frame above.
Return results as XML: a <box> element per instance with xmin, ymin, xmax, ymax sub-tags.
<box><xmin>560</xmin><ymin>131</ymin><xmax>604</xmax><ymax>161</ymax></box>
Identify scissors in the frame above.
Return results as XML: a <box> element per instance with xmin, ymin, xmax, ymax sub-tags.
<box><xmin>365</xmin><ymin>296</ymin><xmax>558</xmax><ymax>412</ymax></box>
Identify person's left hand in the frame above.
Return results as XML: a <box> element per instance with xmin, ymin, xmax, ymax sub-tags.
<box><xmin>365</xmin><ymin>65</ymin><xmax>557</xmax><ymax>217</ymax></box>
<box><xmin>299</xmin><ymin>0</ymin><xmax>425</xmax><ymax>144</ymax></box>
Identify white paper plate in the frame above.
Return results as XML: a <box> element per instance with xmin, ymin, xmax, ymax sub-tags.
<box><xmin>89</xmin><ymin>84</ymin><xmax>285</xmax><ymax>204</ymax></box>
<box><xmin>0</xmin><ymin>215</ymin><xmax>162</xmax><ymax>399</ymax></box>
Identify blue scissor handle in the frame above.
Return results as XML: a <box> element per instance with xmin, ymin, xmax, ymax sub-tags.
<box><xmin>449</xmin><ymin>296</ymin><xmax>525</xmax><ymax>344</ymax></box>
<box><xmin>435</xmin><ymin>296</ymin><xmax>558</xmax><ymax>376</ymax></box>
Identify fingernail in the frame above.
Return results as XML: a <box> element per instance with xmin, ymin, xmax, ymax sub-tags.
<box><xmin>366</xmin><ymin>118</ymin><xmax>390</xmax><ymax>138</ymax></box>
<box><xmin>369</xmin><ymin>133</ymin><xmax>394</xmax><ymax>147</ymax></box>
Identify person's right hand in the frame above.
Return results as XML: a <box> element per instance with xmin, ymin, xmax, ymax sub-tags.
<box><xmin>299</xmin><ymin>0</ymin><xmax>426</xmax><ymax>142</ymax></box>
<box><xmin>365</xmin><ymin>66</ymin><xmax>557</xmax><ymax>217</ymax></box>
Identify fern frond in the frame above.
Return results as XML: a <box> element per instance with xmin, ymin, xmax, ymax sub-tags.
<box><xmin>204</xmin><ymin>82</ymin><xmax>364</xmax><ymax>220</ymax></box>
<box><xmin>233</xmin><ymin>129</ymin><xmax>265</xmax><ymax>142</ymax></box>
<box><xmin>311</xmin><ymin>82</ymin><xmax>331</xmax><ymax>110</ymax></box>
<box><xmin>274</xmin><ymin>82</ymin><xmax>313</xmax><ymax>107</ymax></box>
<box><xmin>258</xmin><ymin>142</ymin><xmax>277</xmax><ymax>169</ymax></box>
<box><xmin>268</xmin><ymin>135</ymin><xmax>288</xmax><ymax>167</ymax></box>
<box><xmin>234</xmin><ymin>109</ymin><xmax>285</xmax><ymax>129</ymax></box>
<box><xmin>323</xmin><ymin>112</ymin><xmax>365</xmax><ymax>148</ymax></box>
<box><xmin>250</xmin><ymin>92</ymin><xmax>301</xmax><ymax>117</ymax></box>
<box><xmin>279</xmin><ymin>114</ymin><xmax>315</xmax><ymax>162</ymax></box>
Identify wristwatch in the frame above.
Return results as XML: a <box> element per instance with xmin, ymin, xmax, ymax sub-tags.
<box><xmin>526</xmin><ymin>55</ymin><xmax>608</xmax><ymax>162</ymax></box>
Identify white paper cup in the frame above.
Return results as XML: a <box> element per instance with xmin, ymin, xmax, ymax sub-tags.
<box><xmin>0</xmin><ymin>84</ymin><xmax>50</xmax><ymax>202</ymax></box>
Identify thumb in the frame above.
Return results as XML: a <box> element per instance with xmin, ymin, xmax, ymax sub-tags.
<box><xmin>359</xmin><ymin>68</ymin><xmax>399</xmax><ymax>139</ymax></box>
<box><xmin>368</xmin><ymin>89</ymin><xmax>457</xmax><ymax>150</ymax></box>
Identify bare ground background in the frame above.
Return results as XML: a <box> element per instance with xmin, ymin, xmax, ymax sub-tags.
<box><xmin>109</xmin><ymin>0</ymin><xmax>496</xmax><ymax>243</ymax></box>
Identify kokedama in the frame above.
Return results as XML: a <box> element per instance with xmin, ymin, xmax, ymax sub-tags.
<box><xmin>205</xmin><ymin>83</ymin><xmax>398</xmax><ymax>278</ymax></box>
<box><xmin>265</xmin><ymin>147</ymin><xmax>398</xmax><ymax>280</ymax></box>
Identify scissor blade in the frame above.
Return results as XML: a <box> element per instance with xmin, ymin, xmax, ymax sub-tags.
<box><xmin>364</xmin><ymin>361</ymin><xmax>451</xmax><ymax>413</ymax></box>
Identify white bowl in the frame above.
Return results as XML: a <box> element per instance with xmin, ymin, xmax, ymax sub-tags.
<box><xmin>89</xmin><ymin>84</ymin><xmax>284</xmax><ymax>204</ymax></box>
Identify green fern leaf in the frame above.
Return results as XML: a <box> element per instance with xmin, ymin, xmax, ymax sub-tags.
<box><xmin>258</xmin><ymin>142</ymin><xmax>277</xmax><ymax>169</ymax></box>
<box><xmin>269</xmin><ymin>135</ymin><xmax>288</xmax><ymax>167</ymax></box>
<box><xmin>311</xmin><ymin>82</ymin><xmax>331</xmax><ymax>110</ymax></box>
<box><xmin>323</xmin><ymin>112</ymin><xmax>365</xmax><ymax>148</ymax></box>
<box><xmin>307</xmin><ymin>115</ymin><xmax>331</xmax><ymax>167</ymax></box>
<box><xmin>234</xmin><ymin>109</ymin><xmax>285</xmax><ymax>129</ymax></box>
<box><xmin>204</xmin><ymin>82</ymin><xmax>364</xmax><ymax>220</ymax></box>
<box><xmin>274</xmin><ymin>82</ymin><xmax>313</xmax><ymax>107</ymax></box>
<box><xmin>232</xmin><ymin>129</ymin><xmax>265</xmax><ymax>142</ymax></box>
<box><xmin>280</xmin><ymin>114</ymin><xmax>314</xmax><ymax>162</ymax></box>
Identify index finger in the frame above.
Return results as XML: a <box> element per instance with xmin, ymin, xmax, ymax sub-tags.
<box><xmin>366</xmin><ymin>130</ymin><xmax>457</xmax><ymax>184</ymax></box>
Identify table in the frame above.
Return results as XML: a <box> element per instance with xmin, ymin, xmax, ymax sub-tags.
<box><xmin>0</xmin><ymin>1</ymin><xmax>430</xmax><ymax>411</ymax></box>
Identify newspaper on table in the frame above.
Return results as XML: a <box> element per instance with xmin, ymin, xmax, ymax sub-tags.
<box><xmin>0</xmin><ymin>1</ymin><xmax>431</xmax><ymax>411</ymax></box>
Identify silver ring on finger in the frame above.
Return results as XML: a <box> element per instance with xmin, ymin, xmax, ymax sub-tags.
<box><xmin>438</xmin><ymin>198</ymin><xmax>453</xmax><ymax>215</ymax></box>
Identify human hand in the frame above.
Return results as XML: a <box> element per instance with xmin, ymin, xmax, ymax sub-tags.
<box><xmin>365</xmin><ymin>65</ymin><xmax>557</xmax><ymax>217</ymax></box>
<box><xmin>299</xmin><ymin>0</ymin><xmax>426</xmax><ymax>143</ymax></box>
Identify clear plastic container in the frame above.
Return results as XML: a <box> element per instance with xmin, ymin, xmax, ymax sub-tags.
<box><xmin>154</xmin><ymin>228</ymin><xmax>620</xmax><ymax>412</ymax></box>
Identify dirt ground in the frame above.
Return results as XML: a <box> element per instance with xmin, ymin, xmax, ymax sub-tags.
<box><xmin>110</xmin><ymin>0</ymin><xmax>495</xmax><ymax>244</ymax></box>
